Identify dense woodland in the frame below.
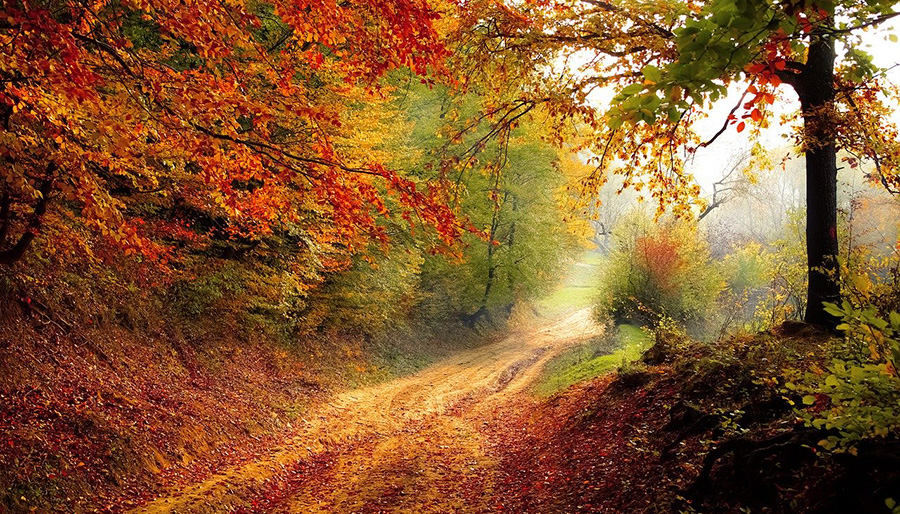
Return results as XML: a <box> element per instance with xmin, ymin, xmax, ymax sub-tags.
<box><xmin>1</xmin><ymin>0</ymin><xmax>900</xmax><ymax>512</ymax></box>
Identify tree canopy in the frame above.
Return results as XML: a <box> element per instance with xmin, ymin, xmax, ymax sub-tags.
<box><xmin>0</xmin><ymin>0</ymin><xmax>460</xmax><ymax>270</ymax></box>
<box><xmin>4</xmin><ymin>0</ymin><xmax>900</xmax><ymax>327</ymax></box>
<box><xmin>451</xmin><ymin>0</ymin><xmax>900</xmax><ymax>326</ymax></box>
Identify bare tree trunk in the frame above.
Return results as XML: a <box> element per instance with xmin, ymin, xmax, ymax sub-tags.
<box><xmin>797</xmin><ymin>36</ymin><xmax>840</xmax><ymax>328</ymax></box>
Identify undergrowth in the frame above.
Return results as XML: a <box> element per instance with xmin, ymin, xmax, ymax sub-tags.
<box><xmin>497</xmin><ymin>318</ymin><xmax>900</xmax><ymax>513</ymax></box>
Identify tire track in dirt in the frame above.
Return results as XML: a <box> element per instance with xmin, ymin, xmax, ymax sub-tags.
<box><xmin>127</xmin><ymin>308</ymin><xmax>600</xmax><ymax>514</ymax></box>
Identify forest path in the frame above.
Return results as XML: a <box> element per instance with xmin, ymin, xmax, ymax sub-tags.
<box><xmin>129</xmin><ymin>308</ymin><xmax>600</xmax><ymax>514</ymax></box>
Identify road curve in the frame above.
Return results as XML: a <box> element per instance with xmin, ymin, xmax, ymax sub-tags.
<box><xmin>129</xmin><ymin>308</ymin><xmax>601</xmax><ymax>514</ymax></box>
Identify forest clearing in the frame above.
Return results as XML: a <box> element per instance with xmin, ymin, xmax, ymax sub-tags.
<box><xmin>2</xmin><ymin>0</ymin><xmax>900</xmax><ymax>511</ymax></box>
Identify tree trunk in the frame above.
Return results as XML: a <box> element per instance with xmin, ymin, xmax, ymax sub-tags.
<box><xmin>797</xmin><ymin>36</ymin><xmax>840</xmax><ymax>328</ymax></box>
<box><xmin>0</xmin><ymin>176</ymin><xmax>54</xmax><ymax>266</ymax></box>
<box><xmin>471</xmin><ymin>185</ymin><xmax>503</xmax><ymax>326</ymax></box>
<box><xmin>505</xmin><ymin>195</ymin><xmax>517</xmax><ymax>318</ymax></box>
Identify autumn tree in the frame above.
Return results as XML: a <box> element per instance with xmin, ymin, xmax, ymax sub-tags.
<box><xmin>0</xmin><ymin>0</ymin><xmax>459</xmax><ymax>275</ymax></box>
<box><xmin>450</xmin><ymin>0</ymin><xmax>900</xmax><ymax>327</ymax></box>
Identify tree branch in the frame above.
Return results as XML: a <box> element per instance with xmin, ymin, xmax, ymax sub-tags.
<box><xmin>71</xmin><ymin>32</ymin><xmax>136</xmax><ymax>77</ymax></box>
<box><xmin>577</xmin><ymin>0</ymin><xmax>675</xmax><ymax>39</ymax></box>
<box><xmin>0</xmin><ymin>172</ymin><xmax>54</xmax><ymax>266</ymax></box>
<box><xmin>700</xmin><ymin>79</ymin><xmax>756</xmax><ymax>147</ymax></box>
<box><xmin>826</xmin><ymin>11</ymin><xmax>900</xmax><ymax>35</ymax></box>
<box><xmin>191</xmin><ymin>123</ymin><xmax>380</xmax><ymax>178</ymax></box>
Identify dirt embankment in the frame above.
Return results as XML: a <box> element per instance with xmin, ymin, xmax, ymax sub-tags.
<box><xmin>486</xmin><ymin>328</ymin><xmax>900</xmax><ymax>514</ymax></box>
<box><xmin>0</xmin><ymin>297</ymin><xmax>481</xmax><ymax>514</ymax></box>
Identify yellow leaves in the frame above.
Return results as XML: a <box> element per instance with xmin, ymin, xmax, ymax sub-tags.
<box><xmin>852</xmin><ymin>272</ymin><xmax>873</xmax><ymax>296</ymax></box>
<box><xmin>869</xmin><ymin>342</ymin><xmax>882</xmax><ymax>361</ymax></box>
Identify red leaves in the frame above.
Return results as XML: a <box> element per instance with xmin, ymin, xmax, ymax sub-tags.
<box><xmin>746</xmin><ymin>63</ymin><xmax>767</xmax><ymax>74</ymax></box>
<box><xmin>797</xmin><ymin>13</ymin><xmax>814</xmax><ymax>34</ymax></box>
<box><xmin>733</xmin><ymin>76</ymin><xmax>780</xmax><ymax>134</ymax></box>
<box><xmin>487</xmin><ymin>373</ymin><xmax>677</xmax><ymax>513</ymax></box>
<box><xmin>1</xmin><ymin>0</ymin><xmax>462</xmax><ymax>273</ymax></box>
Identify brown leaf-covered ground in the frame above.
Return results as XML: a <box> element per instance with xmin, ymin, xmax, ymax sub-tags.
<box><xmin>124</xmin><ymin>309</ymin><xmax>602</xmax><ymax>514</ymax></box>
<box><xmin>8</xmin><ymin>309</ymin><xmax>896</xmax><ymax>513</ymax></box>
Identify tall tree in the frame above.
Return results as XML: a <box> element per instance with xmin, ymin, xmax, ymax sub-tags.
<box><xmin>397</xmin><ymin>84</ymin><xmax>586</xmax><ymax>325</ymax></box>
<box><xmin>451</xmin><ymin>0</ymin><xmax>900</xmax><ymax>327</ymax></box>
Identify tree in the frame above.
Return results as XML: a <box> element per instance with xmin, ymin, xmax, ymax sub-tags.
<box><xmin>697</xmin><ymin>152</ymin><xmax>754</xmax><ymax>222</ymax></box>
<box><xmin>0</xmin><ymin>0</ymin><xmax>459</xmax><ymax>271</ymax></box>
<box><xmin>394</xmin><ymin>84</ymin><xmax>586</xmax><ymax>326</ymax></box>
<box><xmin>450</xmin><ymin>0</ymin><xmax>900</xmax><ymax>327</ymax></box>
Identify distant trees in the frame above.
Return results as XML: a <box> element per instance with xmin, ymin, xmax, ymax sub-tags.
<box><xmin>399</xmin><ymin>86</ymin><xmax>586</xmax><ymax>327</ymax></box>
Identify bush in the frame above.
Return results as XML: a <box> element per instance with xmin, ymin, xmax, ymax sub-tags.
<box><xmin>785</xmin><ymin>301</ymin><xmax>900</xmax><ymax>451</ymax></box>
<box><xmin>751</xmin><ymin>209</ymin><xmax>808</xmax><ymax>327</ymax></box>
<box><xmin>595</xmin><ymin>212</ymin><xmax>723</xmax><ymax>326</ymax></box>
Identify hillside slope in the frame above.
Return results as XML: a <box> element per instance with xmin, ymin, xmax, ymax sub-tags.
<box><xmin>487</xmin><ymin>325</ymin><xmax>900</xmax><ymax>513</ymax></box>
<box><xmin>0</xmin><ymin>296</ymin><xmax>483</xmax><ymax>513</ymax></box>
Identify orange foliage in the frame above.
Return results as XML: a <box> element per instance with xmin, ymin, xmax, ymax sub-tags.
<box><xmin>0</xmin><ymin>0</ymin><xmax>460</xmax><ymax>267</ymax></box>
<box><xmin>635</xmin><ymin>234</ymin><xmax>683</xmax><ymax>296</ymax></box>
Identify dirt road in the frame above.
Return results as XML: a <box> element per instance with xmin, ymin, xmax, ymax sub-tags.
<box><xmin>129</xmin><ymin>309</ymin><xmax>600</xmax><ymax>514</ymax></box>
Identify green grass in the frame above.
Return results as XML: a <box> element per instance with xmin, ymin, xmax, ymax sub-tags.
<box><xmin>534</xmin><ymin>324</ymin><xmax>652</xmax><ymax>396</ymax></box>
<box><xmin>538</xmin><ymin>251</ymin><xmax>604</xmax><ymax>315</ymax></box>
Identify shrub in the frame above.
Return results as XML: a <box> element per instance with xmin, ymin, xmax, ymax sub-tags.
<box><xmin>752</xmin><ymin>208</ymin><xmax>808</xmax><ymax>327</ymax></box>
<box><xmin>595</xmin><ymin>212</ymin><xmax>723</xmax><ymax>326</ymax></box>
<box><xmin>785</xmin><ymin>301</ymin><xmax>900</xmax><ymax>451</ymax></box>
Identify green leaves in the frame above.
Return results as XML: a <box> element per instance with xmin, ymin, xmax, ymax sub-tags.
<box><xmin>620</xmin><ymin>83</ymin><xmax>645</xmax><ymax>96</ymax></box>
<box><xmin>611</xmin><ymin>83</ymin><xmax>667</xmax><ymax>126</ymax></box>
<box><xmin>786</xmin><ymin>303</ymin><xmax>900</xmax><ymax>451</ymax></box>
<box><xmin>608</xmin><ymin>0</ymin><xmax>781</xmax><ymax>128</ymax></box>
<box><xmin>641</xmin><ymin>65</ymin><xmax>662</xmax><ymax>84</ymax></box>
<box><xmin>843</xmin><ymin>48</ymin><xmax>877</xmax><ymax>81</ymax></box>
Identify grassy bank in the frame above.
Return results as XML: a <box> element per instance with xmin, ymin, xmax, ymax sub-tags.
<box><xmin>534</xmin><ymin>324</ymin><xmax>652</xmax><ymax>396</ymax></box>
